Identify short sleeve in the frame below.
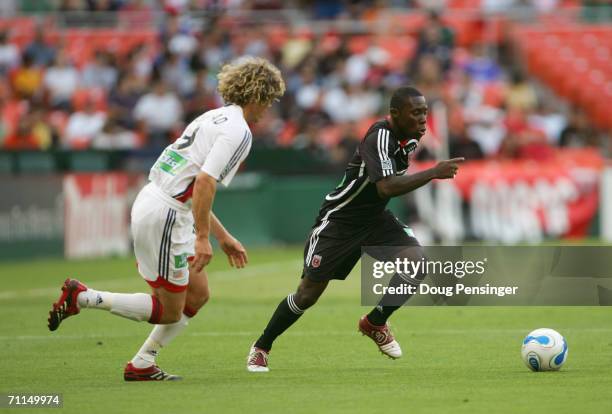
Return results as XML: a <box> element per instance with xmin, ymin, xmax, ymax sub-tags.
<box><xmin>360</xmin><ymin>128</ymin><xmax>396</xmax><ymax>182</ymax></box>
<box><xmin>201</xmin><ymin>129</ymin><xmax>252</xmax><ymax>187</ymax></box>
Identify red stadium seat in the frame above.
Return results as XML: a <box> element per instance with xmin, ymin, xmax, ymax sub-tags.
<box><xmin>72</xmin><ymin>88</ymin><xmax>108</xmax><ymax>112</ymax></box>
<box><xmin>516</xmin><ymin>23</ymin><xmax>612</xmax><ymax>130</ymax></box>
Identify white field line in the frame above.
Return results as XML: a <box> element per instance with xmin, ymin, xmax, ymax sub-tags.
<box><xmin>2</xmin><ymin>328</ymin><xmax>612</xmax><ymax>342</ymax></box>
<box><xmin>0</xmin><ymin>260</ymin><xmax>302</xmax><ymax>301</ymax></box>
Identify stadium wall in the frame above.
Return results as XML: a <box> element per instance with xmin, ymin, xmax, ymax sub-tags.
<box><xmin>0</xmin><ymin>151</ymin><xmax>605</xmax><ymax>261</ymax></box>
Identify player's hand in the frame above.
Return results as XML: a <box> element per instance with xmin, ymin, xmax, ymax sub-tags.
<box><xmin>192</xmin><ymin>237</ymin><xmax>213</xmax><ymax>272</ymax></box>
<box><xmin>219</xmin><ymin>235</ymin><xmax>248</xmax><ymax>268</ymax></box>
<box><xmin>434</xmin><ymin>157</ymin><xmax>465</xmax><ymax>179</ymax></box>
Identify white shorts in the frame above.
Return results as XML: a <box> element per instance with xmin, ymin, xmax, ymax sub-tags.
<box><xmin>131</xmin><ymin>183</ymin><xmax>195</xmax><ymax>292</ymax></box>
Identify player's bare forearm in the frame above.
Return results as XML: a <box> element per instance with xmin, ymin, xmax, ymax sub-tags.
<box><xmin>192</xmin><ymin>172</ymin><xmax>217</xmax><ymax>240</ymax></box>
<box><xmin>211</xmin><ymin>212</ymin><xmax>248</xmax><ymax>269</ymax></box>
<box><xmin>191</xmin><ymin>172</ymin><xmax>217</xmax><ymax>271</ymax></box>
<box><xmin>210</xmin><ymin>212</ymin><xmax>230</xmax><ymax>241</ymax></box>
<box><xmin>376</xmin><ymin>168</ymin><xmax>437</xmax><ymax>198</ymax></box>
<box><xmin>376</xmin><ymin>157</ymin><xmax>465</xmax><ymax>199</ymax></box>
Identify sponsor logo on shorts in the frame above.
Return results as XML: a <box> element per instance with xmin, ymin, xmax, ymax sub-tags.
<box><xmin>174</xmin><ymin>253</ymin><xmax>188</xmax><ymax>269</ymax></box>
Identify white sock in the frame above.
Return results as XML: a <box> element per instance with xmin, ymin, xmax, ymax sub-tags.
<box><xmin>131</xmin><ymin>314</ymin><xmax>191</xmax><ymax>368</ymax></box>
<box><xmin>77</xmin><ymin>289</ymin><xmax>153</xmax><ymax>322</ymax></box>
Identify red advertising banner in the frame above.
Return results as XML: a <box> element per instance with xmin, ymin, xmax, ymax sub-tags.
<box><xmin>411</xmin><ymin>149</ymin><xmax>604</xmax><ymax>243</ymax></box>
<box><xmin>64</xmin><ymin>173</ymin><xmax>145</xmax><ymax>258</ymax></box>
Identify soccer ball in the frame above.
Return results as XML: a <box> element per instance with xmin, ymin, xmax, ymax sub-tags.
<box><xmin>521</xmin><ymin>328</ymin><xmax>568</xmax><ymax>372</ymax></box>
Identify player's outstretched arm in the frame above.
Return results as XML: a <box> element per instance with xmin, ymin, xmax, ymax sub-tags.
<box><xmin>211</xmin><ymin>212</ymin><xmax>248</xmax><ymax>268</ymax></box>
<box><xmin>376</xmin><ymin>157</ymin><xmax>465</xmax><ymax>199</ymax></box>
<box><xmin>191</xmin><ymin>171</ymin><xmax>216</xmax><ymax>272</ymax></box>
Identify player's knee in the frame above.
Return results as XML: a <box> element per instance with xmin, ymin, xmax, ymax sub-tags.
<box><xmin>187</xmin><ymin>284</ymin><xmax>210</xmax><ymax>310</ymax></box>
<box><xmin>293</xmin><ymin>291</ymin><xmax>318</xmax><ymax>310</ymax></box>
<box><xmin>155</xmin><ymin>295</ymin><xmax>184</xmax><ymax>324</ymax></box>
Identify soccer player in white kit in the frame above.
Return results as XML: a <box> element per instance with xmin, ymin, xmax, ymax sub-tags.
<box><xmin>47</xmin><ymin>57</ymin><xmax>286</xmax><ymax>381</ymax></box>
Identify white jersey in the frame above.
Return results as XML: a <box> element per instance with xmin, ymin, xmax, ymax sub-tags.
<box><xmin>148</xmin><ymin>104</ymin><xmax>252</xmax><ymax>206</ymax></box>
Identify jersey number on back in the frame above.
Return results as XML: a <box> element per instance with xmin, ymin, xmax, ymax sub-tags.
<box><xmin>174</xmin><ymin>127</ymin><xmax>199</xmax><ymax>150</ymax></box>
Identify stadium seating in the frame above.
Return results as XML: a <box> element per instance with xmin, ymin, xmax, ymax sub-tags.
<box><xmin>515</xmin><ymin>24</ymin><xmax>612</xmax><ymax>130</ymax></box>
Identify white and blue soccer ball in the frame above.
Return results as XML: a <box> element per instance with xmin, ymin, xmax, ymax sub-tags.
<box><xmin>521</xmin><ymin>328</ymin><xmax>568</xmax><ymax>372</ymax></box>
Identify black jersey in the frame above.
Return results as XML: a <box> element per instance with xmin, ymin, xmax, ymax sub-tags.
<box><xmin>315</xmin><ymin>119</ymin><xmax>418</xmax><ymax>224</ymax></box>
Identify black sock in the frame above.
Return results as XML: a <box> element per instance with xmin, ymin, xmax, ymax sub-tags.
<box><xmin>254</xmin><ymin>294</ymin><xmax>305</xmax><ymax>351</ymax></box>
<box><xmin>366</xmin><ymin>271</ymin><xmax>423</xmax><ymax>326</ymax></box>
<box><xmin>367</xmin><ymin>305</ymin><xmax>400</xmax><ymax>326</ymax></box>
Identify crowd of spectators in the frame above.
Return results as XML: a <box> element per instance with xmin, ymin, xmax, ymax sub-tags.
<box><xmin>0</xmin><ymin>0</ymin><xmax>609</xmax><ymax>167</ymax></box>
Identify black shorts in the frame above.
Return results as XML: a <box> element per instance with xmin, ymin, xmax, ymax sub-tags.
<box><xmin>302</xmin><ymin>210</ymin><xmax>420</xmax><ymax>282</ymax></box>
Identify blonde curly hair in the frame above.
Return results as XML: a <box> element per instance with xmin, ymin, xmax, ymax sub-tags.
<box><xmin>217</xmin><ymin>56</ymin><xmax>286</xmax><ymax>107</ymax></box>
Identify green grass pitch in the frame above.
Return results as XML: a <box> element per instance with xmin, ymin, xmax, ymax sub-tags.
<box><xmin>1</xmin><ymin>247</ymin><xmax>611</xmax><ymax>413</ymax></box>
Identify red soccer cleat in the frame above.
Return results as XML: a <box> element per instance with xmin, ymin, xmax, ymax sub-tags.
<box><xmin>358</xmin><ymin>315</ymin><xmax>403</xmax><ymax>359</ymax></box>
<box><xmin>124</xmin><ymin>362</ymin><xmax>182</xmax><ymax>381</ymax></box>
<box><xmin>246</xmin><ymin>344</ymin><xmax>270</xmax><ymax>372</ymax></box>
<box><xmin>47</xmin><ymin>278</ymin><xmax>88</xmax><ymax>331</ymax></box>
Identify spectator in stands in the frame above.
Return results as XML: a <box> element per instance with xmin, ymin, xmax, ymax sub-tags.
<box><xmin>183</xmin><ymin>67</ymin><xmax>218</xmax><ymax>123</ymax></box>
<box><xmin>447</xmin><ymin>109</ymin><xmax>484</xmax><ymax>160</ymax></box>
<box><xmin>0</xmin><ymin>31</ymin><xmax>20</xmax><ymax>76</ymax></box>
<box><xmin>500</xmin><ymin>109</ymin><xmax>553</xmax><ymax>160</ymax></box>
<box><xmin>167</xmin><ymin>22</ymin><xmax>198</xmax><ymax>59</ymax></box>
<box><xmin>2</xmin><ymin>3</ymin><xmax>608</xmax><ymax>161</ymax></box>
<box><xmin>43</xmin><ymin>51</ymin><xmax>79</xmax><ymax>110</ymax></box>
<box><xmin>81</xmin><ymin>50</ymin><xmax>118</xmax><ymax>90</ymax></box>
<box><xmin>464</xmin><ymin>104</ymin><xmax>507</xmax><ymax>156</ymax></box>
<box><xmin>30</xmin><ymin>104</ymin><xmax>54</xmax><ymax>149</ymax></box>
<box><xmin>158</xmin><ymin>50</ymin><xmax>194</xmax><ymax>96</ymax></box>
<box><xmin>92</xmin><ymin>115</ymin><xmax>139</xmax><ymax>150</ymax></box>
<box><xmin>125</xmin><ymin>44</ymin><xmax>153</xmax><ymax>85</ymax></box>
<box><xmin>133</xmin><ymin>79</ymin><xmax>182</xmax><ymax>148</ymax></box>
<box><xmin>64</xmin><ymin>98</ymin><xmax>107</xmax><ymax>149</ymax></box>
<box><xmin>415</xmin><ymin>11</ymin><xmax>454</xmax><ymax>72</ymax></box>
<box><xmin>329</xmin><ymin>122</ymin><xmax>360</xmax><ymax>166</ymax></box>
<box><xmin>295</xmin><ymin>66</ymin><xmax>321</xmax><ymax>111</ymax></box>
<box><xmin>505</xmin><ymin>70</ymin><xmax>537</xmax><ymax>112</ymax></box>
<box><xmin>464</xmin><ymin>44</ymin><xmax>502</xmax><ymax>83</ymax></box>
<box><xmin>559</xmin><ymin>107</ymin><xmax>602</xmax><ymax>149</ymax></box>
<box><xmin>108</xmin><ymin>74</ymin><xmax>142</xmax><ymax>129</ymax></box>
<box><xmin>528</xmin><ymin>101</ymin><xmax>566</xmax><ymax>145</ymax></box>
<box><xmin>413</xmin><ymin>54</ymin><xmax>445</xmax><ymax>103</ymax></box>
<box><xmin>197</xmin><ymin>29</ymin><xmax>233</xmax><ymax>72</ymax></box>
<box><xmin>10</xmin><ymin>53</ymin><xmax>43</xmax><ymax>100</ymax></box>
<box><xmin>24</xmin><ymin>27</ymin><xmax>56</xmax><ymax>67</ymax></box>
<box><xmin>292</xmin><ymin>120</ymin><xmax>329</xmax><ymax>160</ymax></box>
<box><xmin>3</xmin><ymin>114</ymin><xmax>41</xmax><ymax>150</ymax></box>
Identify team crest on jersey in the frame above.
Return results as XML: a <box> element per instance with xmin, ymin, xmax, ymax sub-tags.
<box><xmin>311</xmin><ymin>255</ymin><xmax>322</xmax><ymax>268</ymax></box>
<box><xmin>405</xmin><ymin>139</ymin><xmax>419</xmax><ymax>154</ymax></box>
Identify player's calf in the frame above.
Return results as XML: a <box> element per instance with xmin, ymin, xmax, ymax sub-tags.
<box><xmin>184</xmin><ymin>269</ymin><xmax>210</xmax><ymax>314</ymax></box>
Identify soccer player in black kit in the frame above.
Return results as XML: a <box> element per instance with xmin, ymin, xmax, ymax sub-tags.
<box><xmin>247</xmin><ymin>86</ymin><xmax>464</xmax><ymax>372</ymax></box>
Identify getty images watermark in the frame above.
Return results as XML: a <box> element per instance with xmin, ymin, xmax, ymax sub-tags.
<box><xmin>371</xmin><ymin>256</ymin><xmax>518</xmax><ymax>298</ymax></box>
<box><xmin>361</xmin><ymin>246</ymin><xmax>612</xmax><ymax>306</ymax></box>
